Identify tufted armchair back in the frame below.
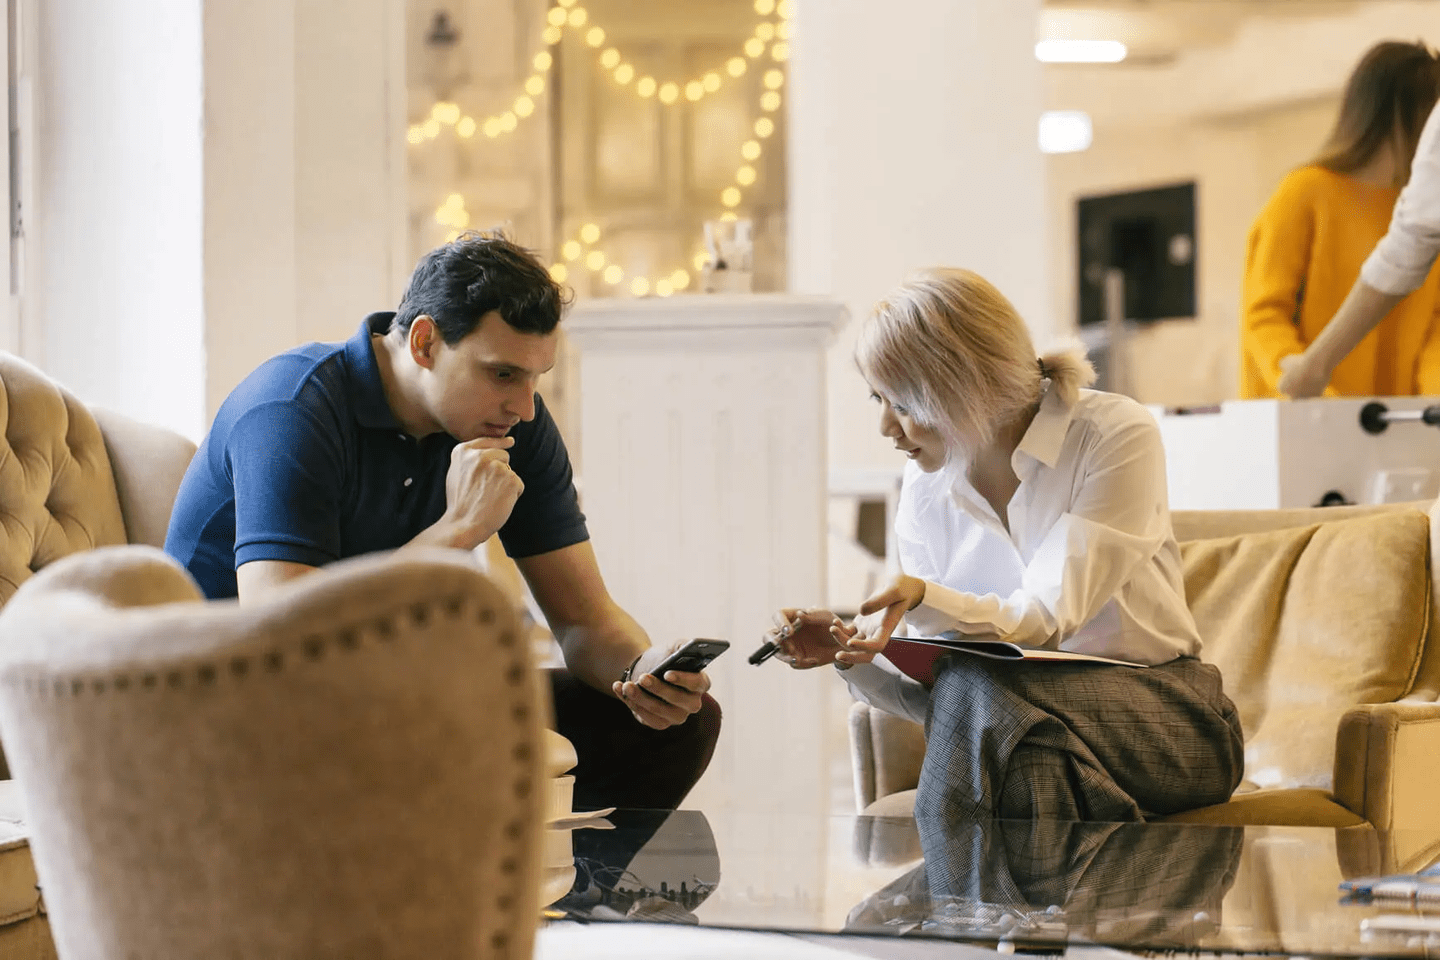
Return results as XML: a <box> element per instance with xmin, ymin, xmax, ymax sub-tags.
<box><xmin>0</xmin><ymin>353</ymin><xmax>196</xmax><ymax>608</ymax></box>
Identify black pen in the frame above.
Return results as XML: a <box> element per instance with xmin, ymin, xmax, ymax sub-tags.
<box><xmin>748</xmin><ymin>639</ymin><xmax>780</xmax><ymax>665</ymax></box>
<box><xmin>749</xmin><ymin>619</ymin><xmax>795</xmax><ymax>665</ymax></box>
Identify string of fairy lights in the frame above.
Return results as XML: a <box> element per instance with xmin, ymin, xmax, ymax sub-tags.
<box><xmin>414</xmin><ymin>0</ymin><xmax>791</xmax><ymax>297</ymax></box>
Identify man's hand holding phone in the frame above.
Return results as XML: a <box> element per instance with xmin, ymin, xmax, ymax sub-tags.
<box><xmin>612</xmin><ymin>638</ymin><xmax>726</xmax><ymax>730</ymax></box>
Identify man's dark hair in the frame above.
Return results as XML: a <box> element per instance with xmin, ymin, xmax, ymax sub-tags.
<box><xmin>393</xmin><ymin>229</ymin><xmax>572</xmax><ymax>342</ymax></box>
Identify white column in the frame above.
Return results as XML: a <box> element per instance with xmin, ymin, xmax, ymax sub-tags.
<box><xmin>787</xmin><ymin>0</ymin><xmax>1048</xmax><ymax>475</ymax></box>
<box><xmin>567</xmin><ymin>294</ymin><xmax>846</xmax><ymax>921</ymax></box>
<box><xmin>26</xmin><ymin>0</ymin><xmax>406</xmax><ymax>442</ymax></box>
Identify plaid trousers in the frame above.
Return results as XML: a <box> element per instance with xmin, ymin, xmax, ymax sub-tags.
<box><xmin>915</xmin><ymin>654</ymin><xmax>1244</xmax><ymax>823</ymax></box>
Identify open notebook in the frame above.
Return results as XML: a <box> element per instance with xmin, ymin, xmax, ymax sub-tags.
<box><xmin>886</xmin><ymin>633</ymin><xmax>1145</xmax><ymax>669</ymax></box>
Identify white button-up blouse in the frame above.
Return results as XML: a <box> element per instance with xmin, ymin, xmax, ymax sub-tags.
<box><xmin>841</xmin><ymin>385</ymin><xmax>1202</xmax><ymax>723</ymax></box>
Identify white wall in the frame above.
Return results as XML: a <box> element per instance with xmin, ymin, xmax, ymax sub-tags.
<box><xmin>32</xmin><ymin>0</ymin><xmax>207</xmax><ymax>438</ymax></box>
<box><xmin>788</xmin><ymin>0</ymin><xmax>1048</xmax><ymax>475</ymax></box>
<box><xmin>28</xmin><ymin>0</ymin><xmax>407</xmax><ymax>442</ymax></box>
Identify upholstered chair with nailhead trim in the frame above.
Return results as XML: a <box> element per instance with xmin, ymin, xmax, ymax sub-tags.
<box><xmin>0</xmin><ymin>351</ymin><xmax>197</xmax><ymax>957</ymax></box>
<box><xmin>0</xmin><ymin>545</ymin><xmax>549</xmax><ymax>960</ymax></box>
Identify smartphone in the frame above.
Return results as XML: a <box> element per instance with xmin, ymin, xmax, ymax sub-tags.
<box><xmin>647</xmin><ymin>638</ymin><xmax>730</xmax><ymax>684</ymax></box>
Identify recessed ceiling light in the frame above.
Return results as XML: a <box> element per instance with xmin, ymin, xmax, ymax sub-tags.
<box><xmin>1039</xmin><ymin>111</ymin><xmax>1093</xmax><ymax>154</ymax></box>
<box><xmin>1035</xmin><ymin>40</ymin><xmax>1127</xmax><ymax>64</ymax></box>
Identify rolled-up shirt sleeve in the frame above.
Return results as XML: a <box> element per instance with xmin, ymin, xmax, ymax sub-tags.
<box><xmin>1362</xmin><ymin>103</ymin><xmax>1440</xmax><ymax>296</ymax></box>
<box><xmin>903</xmin><ymin>416</ymin><xmax>1170</xmax><ymax>649</ymax></box>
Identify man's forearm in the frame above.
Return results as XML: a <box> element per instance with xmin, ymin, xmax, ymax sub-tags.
<box><xmin>1310</xmin><ymin>280</ymin><xmax>1408</xmax><ymax>371</ymax></box>
<box><xmin>554</xmin><ymin>606</ymin><xmax>650</xmax><ymax>694</ymax></box>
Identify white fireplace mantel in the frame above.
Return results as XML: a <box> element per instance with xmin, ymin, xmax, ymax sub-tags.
<box><xmin>566</xmin><ymin>293</ymin><xmax>847</xmax><ymax>844</ymax></box>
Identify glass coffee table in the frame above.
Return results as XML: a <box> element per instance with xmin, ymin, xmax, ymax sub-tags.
<box><xmin>549</xmin><ymin>807</ymin><xmax>1440</xmax><ymax>956</ymax></box>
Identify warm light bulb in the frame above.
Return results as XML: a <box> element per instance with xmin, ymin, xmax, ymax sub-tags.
<box><xmin>585</xmin><ymin>250</ymin><xmax>606</xmax><ymax>270</ymax></box>
<box><xmin>614</xmin><ymin>63</ymin><xmax>635</xmax><ymax>84</ymax></box>
<box><xmin>693</xmin><ymin>251</ymin><xmax>709</xmax><ymax>271</ymax></box>
<box><xmin>566</xmin><ymin>7</ymin><xmax>588</xmax><ymax>27</ymax></box>
<box><xmin>756</xmin><ymin>22</ymin><xmax>775</xmax><ymax>41</ymax></box>
<box><xmin>777</xmin><ymin>19</ymin><xmax>790</xmax><ymax>39</ymax></box>
<box><xmin>549</xmin><ymin>263</ymin><xmax>569</xmax><ymax>283</ymax></box>
<box><xmin>514</xmin><ymin>96</ymin><xmax>535</xmax><ymax>118</ymax></box>
<box><xmin>655</xmin><ymin>279</ymin><xmax>674</xmax><ymax>297</ymax></box>
<box><xmin>562</xmin><ymin>240</ymin><xmax>582</xmax><ymax>261</ymax></box>
<box><xmin>636</xmin><ymin>76</ymin><xmax>657</xmax><ymax>97</ymax></box>
<box><xmin>546</xmin><ymin>7</ymin><xmax>567</xmax><ymax>27</ymax></box>
<box><xmin>754</xmin><ymin>0</ymin><xmax>776</xmax><ymax>13</ymax></box>
<box><xmin>630</xmin><ymin>277</ymin><xmax>650</xmax><ymax>296</ymax></box>
<box><xmin>526</xmin><ymin>75</ymin><xmax>546</xmax><ymax>96</ymax></box>
<box><xmin>771</xmin><ymin>42</ymin><xmax>789</xmax><ymax>61</ymax></box>
<box><xmin>671</xmin><ymin>269</ymin><xmax>691</xmax><ymax>290</ymax></box>
<box><xmin>721</xmin><ymin>187</ymin><xmax>741</xmax><ymax>207</ymax></box>
<box><xmin>703</xmin><ymin>72</ymin><xmax>721</xmax><ymax>92</ymax></box>
<box><xmin>432</xmin><ymin>101</ymin><xmax>461</xmax><ymax>124</ymax></box>
<box><xmin>456</xmin><ymin>116</ymin><xmax>477</xmax><ymax>138</ymax></box>
<box><xmin>422</xmin><ymin>118</ymin><xmax>441</xmax><ymax>138</ymax></box>
<box><xmin>659</xmin><ymin>82</ymin><xmax>679</xmax><ymax>104</ymax></box>
<box><xmin>741</xmin><ymin>139</ymin><xmax>762</xmax><ymax>160</ymax></box>
<box><xmin>685</xmin><ymin>81</ymin><xmax>704</xmax><ymax>101</ymax></box>
<box><xmin>601</xmin><ymin>48</ymin><xmax>621</xmax><ymax>69</ymax></box>
<box><xmin>534</xmin><ymin>51</ymin><xmax>554</xmax><ymax>72</ymax></box>
<box><xmin>719</xmin><ymin>211</ymin><xmax>738</xmax><ymax>222</ymax></box>
<box><xmin>736</xmin><ymin>165</ymin><xmax>757</xmax><ymax>186</ymax></box>
<box><xmin>543</xmin><ymin>25</ymin><xmax>563</xmax><ymax>44</ymax></box>
<box><xmin>754</xmin><ymin>117</ymin><xmax>775</xmax><ymax>138</ymax></box>
<box><xmin>586</xmin><ymin>26</ymin><xmax>605</xmax><ymax>47</ymax></box>
<box><xmin>744</xmin><ymin>38</ymin><xmax>765</xmax><ymax>58</ymax></box>
<box><xmin>726</xmin><ymin>57</ymin><xmax>747</xmax><ymax>77</ymax></box>
<box><xmin>500</xmin><ymin>111</ymin><xmax>518</xmax><ymax>132</ymax></box>
<box><xmin>777</xmin><ymin>0</ymin><xmax>793</xmax><ymax>18</ymax></box>
<box><xmin>579</xmin><ymin>223</ymin><xmax>601</xmax><ymax>244</ymax></box>
<box><xmin>483</xmin><ymin>118</ymin><xmax>502</xmax><ymax>138</ymax></box>
<box><xmin>406</xmin><ymin>125</ymin><xmax>425</xmax><ymax>145</ymax></box>
<box><xmin>603</xmin><ymin>264</ymin><xmax>623</xmax><ymax>284</ymax></box>
<box><xmin>760</xmin><ymin>91</ymin><xmax>782</xmax><ymax>111</ymax></box>
<box><xmin>763</xmin><ymin>69</ymin><xmax>784</xmax><ymax>90</ymax></box>
<box><xmin>558</xmin><ymin>0</ymin><xmax>577</xmax><ymax>6</ymax></box>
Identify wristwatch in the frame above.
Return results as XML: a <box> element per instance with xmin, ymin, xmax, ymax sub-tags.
<box><xmin>620</xmin><ymin>654</ymin><xmax>643</xmax><ymax>685</ymax></box>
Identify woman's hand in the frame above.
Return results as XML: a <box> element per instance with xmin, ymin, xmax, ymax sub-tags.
<box><xmin>765</xmin><ymin>608</ymin><xmax>847</xmax><ymax>669</ymax></box>
<box><xmin>840</xmin><ymin>575</ymin><xmax>927</xmax><ymax>660</ymax></box>
<box><xmin>1278</xmin><ymin>352</ymin><xmax>1332</xmax><ymax>399</ymax></box>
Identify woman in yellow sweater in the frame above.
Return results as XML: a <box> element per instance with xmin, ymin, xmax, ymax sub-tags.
<box><xmin>1241</xmin><ymin>41</ymin><xmax>1440</xmax><ymax>398</ymax></box>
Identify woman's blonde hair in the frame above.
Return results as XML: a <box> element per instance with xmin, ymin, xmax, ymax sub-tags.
<box><xmin>856</xmin><ymin>267</ymin><xmax>1095</xmax><ymax>463</ymax></box>
<box><xmin>1314</xmin><ymin>40</ymin><xmax>1440</xmax><ymax>187</ymax></box>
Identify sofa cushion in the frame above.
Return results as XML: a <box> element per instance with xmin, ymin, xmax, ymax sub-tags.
<box><xmin>1180</xmin><ymin>510</ymin><xmax>1430</xmax><ymax>794</ymax></box>
<box><xmin>1158</xmin><ymin>787</ymin><xmax>1365</xmax><ymax>827</ymax></box>
<box><xmin>0</xmin><ymin>355</ymin><xmax>127</xmax><ymax>606</ymax></box>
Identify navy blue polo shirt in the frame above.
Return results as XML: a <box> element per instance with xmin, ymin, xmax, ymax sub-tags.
<box><xmin>164</xmin><ymin>312</ymin><xmax>589</xmax><ymax>599</ymax></box>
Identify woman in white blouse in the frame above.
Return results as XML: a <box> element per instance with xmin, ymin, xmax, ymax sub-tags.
<box><xmin>768</xmin><ymin>267</ymin><xmax>1244</xmax><ymax>821</ymax></box>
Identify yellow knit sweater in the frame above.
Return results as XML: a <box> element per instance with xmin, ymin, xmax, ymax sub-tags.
<box><xmin>1240</xmin><ymin>165</ymin><xmax>1440</xmax><ymax>398</ymax></box>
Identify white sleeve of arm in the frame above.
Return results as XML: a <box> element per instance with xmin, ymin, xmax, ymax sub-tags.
<box><xmin>840</xmin><ymin>658</ymin><xmax>930</xmax><ymax>726</ymax></box>
<box><xmin>903</xmin><ymin>416</ymin><xmax>1171</xmax><ymax>649</ymax></box>
<box><xmin>1362</xmin><ymin>103</ymin><xmax>1440</xmax><ymax>296</ymax></box>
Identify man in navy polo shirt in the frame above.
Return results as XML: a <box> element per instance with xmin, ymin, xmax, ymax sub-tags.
<box><xmin>165</xmin><ymin>230</ymin><xmax>720</xmax><ymax>811</ymax></box>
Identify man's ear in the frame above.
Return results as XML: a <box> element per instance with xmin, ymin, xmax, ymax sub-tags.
<box><xmin>409</xmin><ymin>316</ymin><xmax>439</xmax><ymax>368</ymax></box>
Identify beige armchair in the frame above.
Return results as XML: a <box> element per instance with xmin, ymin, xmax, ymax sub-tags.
<box><xmin>851</xmin><ymin>499</ymin><xmax>1440</xmax><ymax>842</ymax></box>
<box><xmin>0</xmin><ymin>545</ymin><xmax>550</xmax><ymax>960</ymax></box>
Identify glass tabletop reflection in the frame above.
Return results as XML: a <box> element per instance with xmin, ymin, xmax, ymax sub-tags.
<box><xmin>549</xmin><ymin>806</ymin><xmax>1440</xmax><ymax>957</ymax></box>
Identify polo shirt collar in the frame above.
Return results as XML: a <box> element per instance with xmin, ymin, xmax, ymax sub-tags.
<box><xmin>1012</xmin><ymin>380</ymin><xmax>1075</xmax><ymax>470</ymax></box>
<box><xmin>346</xmin><ymin>312</ymin><xmax>403</xmax><ymax>431</ymax></box>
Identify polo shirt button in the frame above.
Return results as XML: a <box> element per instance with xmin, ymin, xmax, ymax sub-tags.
<box><xmin>404</xmin><ymin>477</ymin><xmax>413</xmax><ymax>487</ymax></box>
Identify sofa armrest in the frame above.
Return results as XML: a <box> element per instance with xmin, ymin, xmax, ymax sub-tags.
<box><xmin>1334</xmin><ymin>700</ymin><xmax>1440</xmax><ymax>831</ymax></box>
<box><xmin>91</xmin><ymin>408</ymin><xmax>197</xmax><ymax>549</ymax></box>
<box><xmin>848</xmin><ymin>701</ymin><xmax>877</xmax><ymax>812</ymax></box>
<box><xmin>848</xmin><ymin>702</ymin><xmax>926</xmax><ymax>814</ymax></box>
